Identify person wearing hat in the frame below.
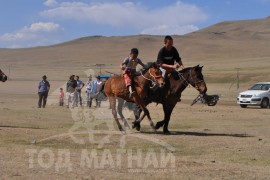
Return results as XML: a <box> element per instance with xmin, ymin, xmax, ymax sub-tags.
<box><xmin>38</xmin><ymin>75</ymin><xmax>50</xmax><ymax>108</ymax></box>
<box><xmin>85</xmin><ymin>75</ymin><xmax>94</xmax><ymax>108</ymax></box>
<box><xmin>121</xmin><ymin>48</ymin><xmax>146</xmax><ymax>97</ymax></box>
<box><xmin>66</xmin><ymin>74</ymin><xmax>77</xmax><ymax>108</ymax></box>
<box><xmin>157</xmin><ymin>35</ymin><xmax>184</xmax><ymax>78</ymax></box>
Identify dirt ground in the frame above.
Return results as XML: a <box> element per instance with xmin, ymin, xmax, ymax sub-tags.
<box><xmin>1</xmin><ymin>77</ymin><xmax>270</xmax><ymax>179</ymax></box>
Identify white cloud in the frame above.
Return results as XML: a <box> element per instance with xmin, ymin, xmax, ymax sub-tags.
<box><xmin>41</xmin><ymin>1</ymin><xmax>207</xmax><ymax>35</ymax></box>
<box><xmin>141</xmin><ymin>25</ymin><xmax>199</xmax><ymax>35</ymax></box>
<box><xmin>28</xmin><ymin>22</ymin><xmax>61</xmax><ymax>32</ymax></box>
<box><xmin>0</xmin><ymin>22</ymin><xmax>62</xmax><ymax>48</ymax></box>
<box><xmin>44</xmin><ymin>0</ymin><xmax>58</xmax><ymax>7</ymax></box>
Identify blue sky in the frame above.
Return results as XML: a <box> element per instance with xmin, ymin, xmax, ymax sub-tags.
<box><xmin>0</xmin><ymin>0</ymin><xmax>269</xmax><ymax>48</ymax></box>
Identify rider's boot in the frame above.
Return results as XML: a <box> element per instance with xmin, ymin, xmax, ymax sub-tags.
<box><xmin>126</xmin><ymin>85</ymin><xmax>134</xmax><ymax>98</ymax></box>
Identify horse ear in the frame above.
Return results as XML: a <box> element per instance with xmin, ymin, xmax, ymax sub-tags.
<box><xmin>156</xmin><ymin>62</ymin><xmax>162</xmax><ymax>68</ymax></box>
<box><xmin>153</xmin><ymin>62</ymin><xmax>157</xmax><ymax>68</ymax></box>
<box><xmin>194</xmin><ymin>64</ymin><xmax>200</xmax><ymax>70</ymax></box>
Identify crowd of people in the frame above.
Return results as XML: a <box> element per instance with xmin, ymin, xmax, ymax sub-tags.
<box><xmin>37</xmin><ymin>35</ymin><xmax>183</xmax><ymax>109</ymax></box>
<box><xmin>37</xmin><ymin>74</ymin><xmax>105</xmax><ymax>109</ymax></box>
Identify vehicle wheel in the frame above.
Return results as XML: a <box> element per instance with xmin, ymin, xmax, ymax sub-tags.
<box><xmin>240</xmin><ymin>104</ymin><xmax>247</xmax><ymax>108</ymax></box>
<box><xmin>260</xmin><ymin>98</ymin><xmax>269</xmax><ymax>108</ymax></box>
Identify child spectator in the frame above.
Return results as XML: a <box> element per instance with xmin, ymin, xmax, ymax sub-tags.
<box><xmin>59</xmin><ymin>88</ymin><xmax>64</xmax><ymax>106</ymax></box>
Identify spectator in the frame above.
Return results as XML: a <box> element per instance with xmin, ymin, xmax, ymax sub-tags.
<box><xmin>92</xmin><ymin>76</ymin><xmax>103</xmax><ymax>107</ymax></box>
<box><xmin>75</xmin><ymin>76</ymin><xmax>85</xmax><ymax>107</ymax></box>
<box><xmin>66</xmin><ymin>75</ymin><xmax>77</xmax><ymax>108</ymax></box>
<box><xmin>38</xmin><ymin>75</ymin><xmax>50</xmax><ymax>108</ymax></box>
<box><xmin>59</xmin><ymin>88</ymin><xmax>64</xmax><ymax>106</ymax></box>
<box><xmin>85</xmin><ymin>75</ymin><xmax>94</xmax><ymax>108</ymax></box>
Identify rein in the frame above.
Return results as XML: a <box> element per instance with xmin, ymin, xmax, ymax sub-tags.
<box><xmin>140</xmin><ymin>69</ymin><xmax>161</xmax><ymax>88</ymax></box>
<box><xmin>177</xmin><ymin>69</ymin><xmax>205</xmax><ymax>91</ymax></box>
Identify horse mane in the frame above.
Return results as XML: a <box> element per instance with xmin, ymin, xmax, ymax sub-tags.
<box><xmin>134</xmin><ymin>62</ymin><xmax>155</xmax><ymax>76</ymax></box>
<box><xmin>177</xmin><ymin>67</ymin><xmax>192</xmax><ymax>74</ymax></box>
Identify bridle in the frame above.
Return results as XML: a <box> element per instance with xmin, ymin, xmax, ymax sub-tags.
<box><xmin>140</xmin><ymin>68</ymin><xmax>163</xmax><ymax>88</ymax></box>
<box><xmin>177</xmin><ymin>68</ymin><xmax>205</xmax><ymax>92</ymax></box>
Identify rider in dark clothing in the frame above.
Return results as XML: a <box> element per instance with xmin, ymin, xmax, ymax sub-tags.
<box><xmin>157</xmin><ymin>35</ymin><xmax>184</xmax><ymax>78</ymax></box>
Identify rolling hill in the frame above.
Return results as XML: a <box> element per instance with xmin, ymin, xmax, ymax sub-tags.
<box><xmin>0</xmin><ymin>16</ymin><xmax>270</xmax><ymax>82</ymax></box>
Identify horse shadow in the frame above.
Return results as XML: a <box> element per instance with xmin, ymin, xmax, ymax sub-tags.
<box><xmin>140</xmin><ymin>130</ymin><xmax>253</xmax><ymax>138</ymax></box>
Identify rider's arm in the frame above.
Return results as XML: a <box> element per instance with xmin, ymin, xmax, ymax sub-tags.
<box><xmin>161</xmin><ymin>63</ymin><xmax>175</xmax><ymax>69</ymax></box>
<box><xmin>173</xmin><ymin>47</ymin><xmax>184</xmax><ymax>69</ymax></box>
<box><xmin>121</xmin><ymin>58</ymin><xmax>129</xmax><ymax>70</ymax></box>
<box><xmin>138</xmin><ymin>59</ymin><xmax>146</xmax><ymax>68</ymax></box>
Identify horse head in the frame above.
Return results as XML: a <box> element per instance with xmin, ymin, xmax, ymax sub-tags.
<box><xmin>146</xmin><ymin>62</ymin><xmax>165</xmax><ymax>88</ymax></box>
<box><xmin>185</xmin><ymin>65</ymin><xmax>207</xmax><ymax>94</ymax></box>
<box><xmin>0</xmin><ymin>69</ymin><xmax>7</xmax><ymax>82</ymax></box>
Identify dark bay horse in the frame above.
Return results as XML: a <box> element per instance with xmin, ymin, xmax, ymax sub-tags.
<box><xmin>0</xmin><ymin>69</ymin><xmax>7</xmax><ymax>82</ymax></box>
<box><xmin>133</xmin><ymin>65</ymin><xmax>207</xmax><ymax>134</ymax></box>
<box><xmin>104</xmin><ymin>62</ymin><xmax>165</xmax><ymax>133</ymax></box>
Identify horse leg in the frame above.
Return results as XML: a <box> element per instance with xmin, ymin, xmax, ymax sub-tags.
<box><xmin>143</xmin><ymin>106</ymin><xmax>156</xmax><ymax>132</ymax></box>
<box><xmin>117</xmin><ymin>98</ymin><xmax>130</xmax><ymax>130</ymax></box>
<box><xmin>133</xmin><ymin>104</ymin><xmax>142</xmax><ymax>120</ymax></box>
<box><xmin>133</xmin><ymin>104</ymin><xmax>155</xmax><ymax>132</ymax></box>
<box><xmin>131</xmin><ymin>95</ymin><xmax>155</xmax><ymax>132</ymax></box>
<box><xmin>155</xmin><ymin>120</ymin><xmax>165</xmax><ymax>130</ymax></box>
<box><xmin>109</xmin><ymin>96</ymin><xmax>124</xmax><ymax>133</ymax></box>
<box><xmin>155</xmin><ymin>104</ymin><xmax>167</xmax><ymax>130</ymax></box>
<box><xmin>162</xmin><ymin>104</ymin><xmax>175</xmax><ymax>134</ymax></box>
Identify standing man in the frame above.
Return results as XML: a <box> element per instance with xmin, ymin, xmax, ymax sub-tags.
<box><xmin>157</xmin><ymin>35</ymin><xmax>184</xmax><ymax>78</ymax></box>
<box><xmin>75</xmin><ymin>75</ymin><xmax>85</xmax><ymax>107</ymax></box>
<box><xmin>92</xmin><ymin>76</ymin><xmax>103</xmax><ymax>108</ymax></box>
<box><xmin>38</xmin><ymin>75</ymin><xmax>50</xmax><ymax>108</ymax></box>
<box><xmin>85</xmin><ymin>75</ymin><xmax>94</xmax><ymax>108</ymax></box>
<box><xmin>66</xmin><ymin>75</ymin><xmax>77</xmax><ymax>108</ymax></box>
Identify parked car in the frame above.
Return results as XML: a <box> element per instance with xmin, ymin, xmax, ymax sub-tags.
<box><xmin>237</xmin><ymin>82</ymin><xmax>270</xmax><ymax>108</ymax></box>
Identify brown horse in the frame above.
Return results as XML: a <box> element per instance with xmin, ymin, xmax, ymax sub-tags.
<box><xmin>133</xmin><ymin>65</ymin><xmax>207</xmax><ymax>134</ymax></box>
<box><xmin>0</xmin><ymin>69</ymin><xmax>7</xmax><ymax>82</ymax></box>
<box><xmin>104</xmin><ymin>62</ymin><xmax>165</xmax><ymax>133</ymax></box>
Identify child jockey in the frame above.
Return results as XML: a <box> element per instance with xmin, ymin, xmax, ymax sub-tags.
<box><xmin>121</xmin><ymin>48</ymin><xmax>146</xmax><ymax>97</ymax></box>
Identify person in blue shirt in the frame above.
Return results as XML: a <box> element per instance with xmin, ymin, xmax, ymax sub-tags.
<box><xmin>38</xmin><ymin>75</ymin><xmax>50</xmax><ymax>108</ymax></box>
<box><xmin>75</xmin><ymin>76</ymin><xmax>85</xmax><ymax>107</ymax></box>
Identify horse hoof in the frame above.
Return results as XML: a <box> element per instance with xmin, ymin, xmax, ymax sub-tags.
<box><xmin>155</xmin><ymin>122</ymin><xmax>163</xmax><ymax>130</ymax></box>
<box><xmin>132</xmin><ymin>122</ymin><xmax>136</xmax><ymax>129</ymax></box>
<box><xmin>163</xmin><ymin>131</ymin><xmax>171</xmax><ymax>135</ymax></box>
<box><xmin>132</xmin><ymin>121</ymin><xmax>141</xmax><ymax>131</ymax></box>
<box><xmin>135</xmin><ymin>124</ymin><xmax>141</xmax><ymax>131</ymax></box>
